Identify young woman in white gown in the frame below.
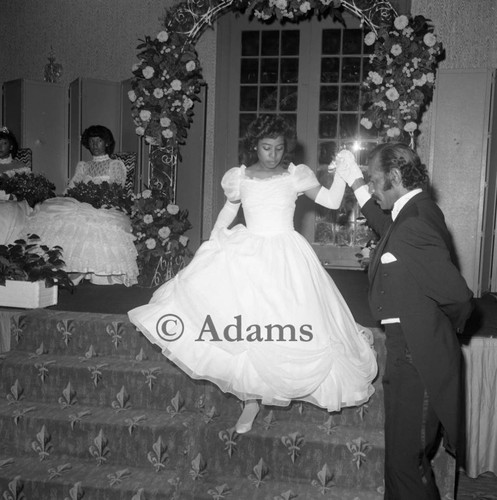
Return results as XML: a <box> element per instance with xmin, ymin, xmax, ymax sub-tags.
<box><xmin>23</xmin><ymin>125</ymin><xmax>138</xmax><ymax>286</ymax></box>
<box><xmin>128</xmin><ymin>115</ymin><xmax>377</xmax><ymax>433</ymax></box>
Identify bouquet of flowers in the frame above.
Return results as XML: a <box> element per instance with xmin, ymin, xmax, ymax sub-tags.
<box><xmin>360</xmin><ymin>14</ymin><xmax>444</xmax><ymax>144</ymax></box>
<box><xmin>0</xmin><ymin>172</ymin><xmax>56</xmax><ymax>207</ymax></box>
<box><xmin>65</xmin><ymin>181</ymin><xmax>133</xmax><ymax>213</ymax></box>
<box><xmin>130</xmin><ymin>178</ymin><xmax>192</xmax><ymax>286</ymax></box>
<box><xmin>0</xmin><ymin>234</ymin><xmax>73</xmax><ymax>289</ymax></box>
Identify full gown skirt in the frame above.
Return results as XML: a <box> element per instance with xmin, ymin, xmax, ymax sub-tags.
<box><xmin>128</xmin><ymin>164</ymin><xmax>377</xmax><ymax>410</ymax></box>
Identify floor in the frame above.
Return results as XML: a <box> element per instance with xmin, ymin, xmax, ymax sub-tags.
<box><xmin>48</xmin><ymin>269</ymin><xmax>497</xmax><ymax>499</ymax></box>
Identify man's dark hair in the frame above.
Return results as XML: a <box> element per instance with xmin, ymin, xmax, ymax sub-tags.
<box><xmin>368</xmin><ymin>142</ymin><xmax>429</xmax><ymax>190</ymax></box>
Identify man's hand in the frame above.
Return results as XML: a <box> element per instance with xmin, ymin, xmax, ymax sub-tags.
<box><xmin>335</xmin><ymin>149</ymin><xmax>364</xmax><ymax>187</ymax></box>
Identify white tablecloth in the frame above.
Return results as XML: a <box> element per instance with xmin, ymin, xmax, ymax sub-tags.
<box><xmin>462</xmin><ymin>336</ymin><xmax>497</xmax><ymax>478</ymax></box>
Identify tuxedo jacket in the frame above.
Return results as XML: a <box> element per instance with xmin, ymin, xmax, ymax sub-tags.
<box><xmin>361</xmin><ymin>191</ymin><xmax>473</xmax><ymax>452</ymax></box>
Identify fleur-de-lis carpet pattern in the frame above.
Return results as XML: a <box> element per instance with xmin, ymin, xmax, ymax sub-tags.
<box><xmin>0</xmin><ymin>310</ymin><xmax>456</xmax><ymax>499</ymax></box>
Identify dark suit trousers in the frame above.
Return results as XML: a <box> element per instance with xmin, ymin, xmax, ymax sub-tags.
<box><xmin>383</xmin><ymin>323</ymin><xmax>442</xmax><ymax>500</ymax></box>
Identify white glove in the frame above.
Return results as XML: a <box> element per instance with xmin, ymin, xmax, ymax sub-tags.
<box><xmin>210</xmin><ymin>200</ymin><xmax>240</xmax><ymax>239</ymax></box>
<box><xmin>314</xmin><ymin>175</ymin><xmax>346</xmax><ymax>210</ymax></box>
<box><xmin>335</xmin><ymin>149</ymin><xmax>364</xmax><ymax>187</ymax></box>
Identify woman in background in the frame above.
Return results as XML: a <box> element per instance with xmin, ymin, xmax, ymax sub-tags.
<box><xmin>0</xmin><ymin>127</ymin><xmax>32</xmax><ymax>244</ymax></box>
<box><xmin>24</xmin><ymin>125</ymin><xmax>138</xmax><ymax>286</ymax></box>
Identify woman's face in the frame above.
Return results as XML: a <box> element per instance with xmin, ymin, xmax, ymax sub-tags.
<box><xmin>256</xmin><ymin>135</ymin><xmax>285</xmax><ymax>169</ymax></box>
<box><xmin>0</xmin><ymin>138</ymin><xmax>13</xmax><ymax>159</ymax></box>
<box><xmin>88</xmin><ymin>136</ymin><xmax>107</xmax><ymax>156</ymax></box>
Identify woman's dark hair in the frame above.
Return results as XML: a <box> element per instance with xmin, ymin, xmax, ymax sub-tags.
<box><xmin>368</xmin><ymin>142</ymin><xmax>429</xmax><ymax>190</ymax></box>
<box><xmin>0</xmin><ymin>128</ymin><xmax>19</xmax><ymax>158</ymax></box>
<box><xmin>240</xmin><ymin>114</ymin><xmax>297</xmax><ymax>167</ymax></box>
<box><xmin>81</xmin><ymin>125</ymin><xmax>115</xmax><ymax>154</ymax></box>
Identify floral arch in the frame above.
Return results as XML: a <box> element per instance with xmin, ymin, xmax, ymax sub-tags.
<box><xmin>129</xmin><ymin>0</ymin><xmax>443</xmax><ymax>188</ymax></box>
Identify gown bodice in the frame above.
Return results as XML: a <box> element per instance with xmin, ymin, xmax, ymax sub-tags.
<box><xmin>224</xmin><ymin>163</ymin><xmax>321</xmax><ymax>235</ymax></box>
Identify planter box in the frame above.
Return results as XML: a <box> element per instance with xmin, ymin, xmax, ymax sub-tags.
<box><xmin>0</xmin><ymin>280</ymin><xmax>58</xmax><ymax>308</ymax></box>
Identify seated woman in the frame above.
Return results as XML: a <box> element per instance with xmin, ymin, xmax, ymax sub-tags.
<box><xmin>0</xmin><ymin>127</ymin><xmax>32</xmax><ymax>244</ymax></box>
<box><xmin>24</xmin><ymin>125</ymin><xmax>139</xmax><ymax>286</ymax></box>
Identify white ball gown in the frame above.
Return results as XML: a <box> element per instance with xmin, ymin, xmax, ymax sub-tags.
<box><xmin>23</xmin><ymin>155</ymin><xmax>139</xmax><ymax>286</ymax></box>
<box><xmin>128</xmin><ymin>163</ymin><xmax>377</xmax><ymax>410</ymax></box>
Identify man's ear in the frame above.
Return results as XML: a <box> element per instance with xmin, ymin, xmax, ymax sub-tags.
<box><xmin>389</xmin><ymin>167</ymin><xmax>403</xmax><ymax>186</ymax></box>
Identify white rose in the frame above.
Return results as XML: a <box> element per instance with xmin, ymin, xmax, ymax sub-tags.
<box><xmin>423</xmin><ymin>33</ymin><xmax>437</xmax><ymax>47</ymax></box>
<box><xmin>183</xmin><ymin>97</ymin><xmax>193</xmax><ymax>110</ymax></box>
<box><xmin>167</xmin><ymin>204</ymin><xmax>180</xmax><ymax>215</ymax></box>
<box><xmin>386</xmin><ymin>127</ymin><xmax>401</xmax><ymax>137</ymax></box>
<box><xmin>364</xmin><ymin>32</ymin><xmax>376</xmax><ymax>46</ymax></box>
<box><xmin>299</xmin><ymin>1</ymin><xmax>311</xmax><ymax>13</ymax></box>
<box><xmin>275</xmin><ymin>0</ymin><xmax>287</xmax><ymax>9</ymax></box>
<box><xmin>179</xmin><ymin>235</ymin><xmax>189</xmax><ymax>247</ymax></box>
<box><xmin>128</xmin><ymin>90</ymin><xmax>137</xmax><ymax>102</ymax></box>
<box><xmin>171</xmin><ymin>79</ymin><xmax>182</xmax><ymax>91</ymax></box>
<box><xmin>157</xmin><ymin>31</ymin><xmax>169</xmax><ymax>43</ymax></box>
<box><xmin>145</xmin><ymin>238</ymin><xmax>156</xmax><ymax>250</ymax></box>
<box><xmin>160</xmin><ymin>117</ymin><xmax>171</xmax><ymax>127</ymax></box>
<box><xmin>139</xmin><ymin>110</ymin><xmax>152</xmax><ymax>122</ymax></box>
<box><xmin>394</xmin><ymin>15</ymin><xmax>409</xmax><ymax>30</ymax></box>
<box><xmin>390</xmin><ymin>44</ymin><xmax>402</xmax><ymax>56</ymax></box>
<box><xmin>135</xmin><ymin>126</ymin><xmax>145</xmax><ymax>136</ymax></box>
<box><xmin>386</xmin><ymin>88</ymin><xmax>400</xmax><ymax>102</ymax></box>
<box><xmin>162</xmin><ymin>129</ymin><xmax>173</xmax><ymax>139</ymax></box>
<box><xmin>158</xmin><ymin>226</ymin><xmax>171</xmax><ymax>239</ymax></box>
<box><xmin>143</xmin><ymin>214</ymin><xmax>153</xmax><ymax>224</ymax></box>
<box><xmin>404</xmin><ymin>122</ymin><xmax>417</xmax><ymax>133</ymax></box>
<box><xmin>426</xmin><ymin>72</ymin><xmax>435</xmax><ymax>83</ymax></box>
<box><xmin>369</xmin><ymin>71</ymin><xmax>383</xmax><ymax>85</ymax></box>
<box><xmin>142</xmin><ymin>66</ymin><xmax>155</xmax><ymax>79</ymax></box>
<box><xmin>360</xmin><ymin>117</ymin><xmax>373</xmax><ymax>130</ymax></box>
<box><xmin>153</xmin><ymin>88</ymin><xmax>164</xmax><ymax>99</ymax></box>
<box><xmin>142</xmin><ymin>189</ymin><xmax>152</xmax><ymax>199</ymax></box>
<box><xmin>186</xmin><ymin>61</ymin><xmax>196</xmax><ymax>72</ymax></box>
<box><xmin>413</xmin><ymin>74</ymin><xmax>427</xmax><ymax>87</ymax></box>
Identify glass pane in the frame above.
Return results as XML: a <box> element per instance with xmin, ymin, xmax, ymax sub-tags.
<box><xmin>320</xmin><ymin>86</ymin><xmax>339</xmax><ymax>111</ymax></box>
<box><xmin>281</xmin><ymin>30</ymin><xmax>300</xmax><ymax>55</ymax></box>
<box><xmin>321</xmin><ymin>57</ymin><xmax>340</xmax><ymax>83</ymax></box>
<box><xmin>343</xmin><ymin>29</ymin><xmax>363</xmax><ymax>54</ymax></box>
<box><xmin>260</xmin><ymin>86</ymin><xmax>278</xmax><ymax>111</ymax></box>
<box><xmin>339</xmin><ymin>114</ymin><xmax>359</xmax><ymax>138</ymax></box>
<box><xmin>322</xmin><ymin>29</ymin><xmax>341</xmax><ymax>54</ymax></box>
<box><xmin>342</xmin><ymin>57</ymin><xmax>361</xmax><ymax>83</ymax></box>
<box><xmin>261</xmin><ymin>58</ymin><xmax>279</xmax><ymax>83</ymax></box>
<box><xmin>340</xmin><ymin>85</ymin><xmax>360</xmax><ymax>111</ymax></box>
<box><xmin>319</xmin><ymin>114</ymin><xmax>337</xmax><ymax>138</ymax></box>
<box><xmin>261</xmin><ymin>31</ymin><xmax>279</xmax><ymax>56</ymax></box>
<box><xmin>239</xmin><ymin>113</ymin><xmax>258</xmax><ymax>139</ymax></box>
<box><xmin>240</xmin><ymin>59</ymin><xmax>259</xmax><ymax>84</ymax></box>
<box><xmin>242</xmin><ymin>31</ymin><xmax>259</xmax><ymax>56</ymax></box>
<box><xmin>283</xmin><ymin>114</ymin><xmax>297</xmax><ymax>133</ymax></box>
<box><xmin>280</xmin><ymin>86</ymin><xmax>298</xmax><ymax>111</ymax></box>
<box><xmin>240</xmin><ymin>86</ymin><xmax>258</xmax><ymax>111</ymax></box>
<box><xmin>280</xmin><ymin>58</ymin><xmax>299</xmax><ymax>84</ymax></box>
<box><xmin>318</xmin><ymin>141</ymin><xmax>338</xmax><ymax>164</ymax></box>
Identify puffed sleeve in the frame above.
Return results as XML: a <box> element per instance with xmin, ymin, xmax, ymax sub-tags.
<box><xmin>108</xmin><ymin>159</ymin><xmax>127</xmax><ymax>187</ymax></box>
<box><xmin>221</xmin><ymin>167</ymin><xmax>242</xmax><ymax>202</ymax></box>
<box><xmin>67</xmin><ymin>161</ymin><xmax>88</xmax><ymax>188</ymax></box>
<box><xmin>291</xmin><ymin>163</ymin><xmax>321</xmax><ymax>194</ymax></box>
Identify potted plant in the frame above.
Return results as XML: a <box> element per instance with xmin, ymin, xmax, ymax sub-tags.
<box><xmin>0</xmin><ymin>234</ymin><xmax>73</xmax><ymax>308</ymax></box>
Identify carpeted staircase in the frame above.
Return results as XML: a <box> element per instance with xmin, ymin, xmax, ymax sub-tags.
<box><xmin>0</xmin><ymin>309</ymin><xmax>456</xmax><ymax>499</ymax></box>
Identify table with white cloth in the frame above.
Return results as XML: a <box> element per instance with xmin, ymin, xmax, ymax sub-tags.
<box><xmin>462</xmin><ymin>335</ymin><xmax>497</xmax><ymax>478</ymax></box>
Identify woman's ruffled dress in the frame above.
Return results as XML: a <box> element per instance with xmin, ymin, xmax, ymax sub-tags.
<box><xmin>128</xmin><ymin>163</ymin><xmax>377</xmax><ymax>410</ymax></box>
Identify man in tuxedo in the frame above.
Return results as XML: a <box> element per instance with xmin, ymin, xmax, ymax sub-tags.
<box><xmin>337</xmin><ymin>142</ymin><xmax>473</xmax><ymax>500</ymax></box>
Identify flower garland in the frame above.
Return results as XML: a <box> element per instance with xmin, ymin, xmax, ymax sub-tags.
<box><xmin>360</xmin><ymin>14</ymin><xmax>444</xmax><ymax>145</ymax></box>
<box><xmin>130</xmin><ymin>179</ymin><xmax>192</xmax><ymax>286</ymax></box>
<box><xmin>129</xmin><ymin>30</ymin><xmax>204</xmax><ymax>148</ymax></box>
